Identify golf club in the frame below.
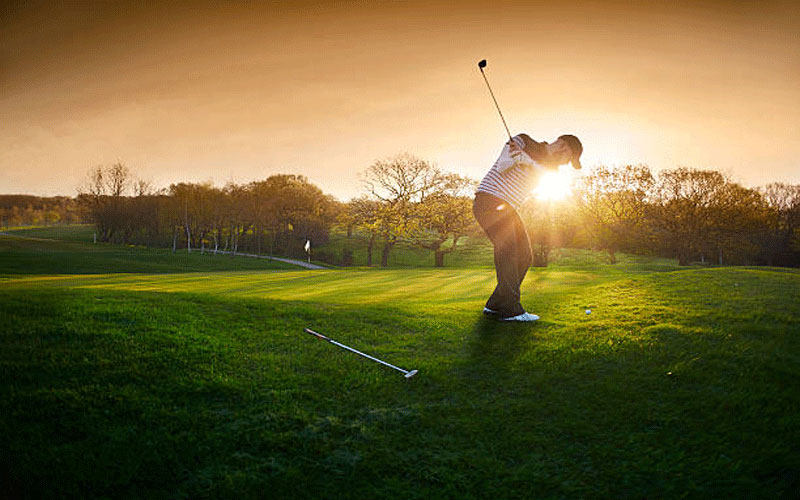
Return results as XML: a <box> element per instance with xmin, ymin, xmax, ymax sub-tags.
<box><xmin>304</xmin><ymin>327</ymin><xmax>418</xmax><ymax>378</ymax></box>
<box><xmin>478</xmin><ymin>59</ymin><xmax>512</xmax><ymax>141</ymax></box>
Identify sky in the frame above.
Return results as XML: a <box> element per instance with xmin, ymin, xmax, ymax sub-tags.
<box><xmin>1</xmin><ymin>0</ymin><xmax>798</xmax><ymax>200</ymax></box>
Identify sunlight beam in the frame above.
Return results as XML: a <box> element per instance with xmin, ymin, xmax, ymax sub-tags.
<box><xmin>533</xmin><ymin>168</ymin><xmax>573</xmax><ymax>202</ymax></box>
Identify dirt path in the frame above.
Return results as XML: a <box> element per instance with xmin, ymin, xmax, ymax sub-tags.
<box><xmin>213</xmin><ymin>250</ymin><xmax>327</xmax><ymax>269</ymax></box>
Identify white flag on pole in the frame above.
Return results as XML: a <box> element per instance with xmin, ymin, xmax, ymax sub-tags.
<box><xmin>304</xmin><ymin>240</ymin><xmax>310</xmax><ymax>252</ymax></box>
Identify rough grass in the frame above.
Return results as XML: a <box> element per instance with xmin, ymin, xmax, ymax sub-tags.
<box><xmin>0</xmin><ymin>227</ymin><xmax>297</xmax><ymax>275</ymax></box>
<box><xmin>1</xmin><ymin>227</ymin><xmax>799</xmax><ymax>499</ymax></box>
<box><xmin>2</xmin><ymin>224</ymin><xmax>98</xmax><ymax>242</ymax></box>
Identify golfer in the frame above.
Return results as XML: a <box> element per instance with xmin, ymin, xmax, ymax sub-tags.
<box><xmin>474</xmin><ymin>134</ymin><xmax>583</xmax><ymax>321</ymax></box>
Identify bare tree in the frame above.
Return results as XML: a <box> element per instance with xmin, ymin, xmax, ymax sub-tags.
<box><xmin>84</xmin><ymin>165</ymin><xmax>106</xmax><ymax>197</ymax></box>
<box><xmin>77</xmin><ymin>164</ymin><xmax>130</xmax><ymax>242</ymax></box>
<box><xmin>106</xmin><ymin>162</ymin><xmax>131</xmax><ymax>197</ymax></box>
<box><xmin>362</xmin><ymin>153</ymin><xmax>441</xmax><ymax>203</ymax></box>
<box><xmin>361</xmin><ymin>153</ymin><xmax>442</xmax><ymax>266</ymax></box>
<box><xmin>134</xmin><ymin>178</ymin><xmax>154</xmax><ymax>197</ymax></box>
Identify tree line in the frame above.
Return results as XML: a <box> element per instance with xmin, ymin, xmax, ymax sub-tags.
<box><xmin>0</xmin><ymin>195</ymin><xmax>83</xmax><ymax>228</ymax></box>
<box><xmin>570</xmin><ymin>165</ymin><xmax>799</xmax><ymax>266</ymax></box>
<box><xmin>77</xmin><ymin>163</ymin><xmax>340</xmax><ymax>258</ymax></box>
<box><xmin>73</xmin><ymin>158</ymin><xmax>478</xmax><ymax>267</ymax></box>
<box><xmin>340</xmin><ymin>158</ymin><xmax>799</xmax><ymax>268</ymax></box>
<box><xmin>3</xmin><ymin>159</ymin><xmax>798</xmax><ymax>268</ymax></box>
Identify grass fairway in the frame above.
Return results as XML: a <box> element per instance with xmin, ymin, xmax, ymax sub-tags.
<box><xmin>1</xmin><ymin>229</ymin><xmax>799</xmax><ymax>498</ymax></box>
<box><xmin>0</xmin><ymin>226</ymin><xmax>297</xmax><ymax>275</ymax></box>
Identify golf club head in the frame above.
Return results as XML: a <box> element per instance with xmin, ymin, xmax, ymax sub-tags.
<box><xmin>404</xmin><ymin>369</ymin><xmax>418</xmax><ymax>379</ymax></box>
<box><xmin>478</xmin><ymin>59</ymin><xmax>487</xmax><ymax>70</ymax></box>
<box><xmin>304</xmin><ymin>327</ymin><xmax>326</xmax><ymax>340</ymax></box>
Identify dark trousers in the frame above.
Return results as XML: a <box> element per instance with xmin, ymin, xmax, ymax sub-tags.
<box><xmin>473</xmin><ymin>192</ymin><xmax>532</xmax><ymax>317</ymax></box>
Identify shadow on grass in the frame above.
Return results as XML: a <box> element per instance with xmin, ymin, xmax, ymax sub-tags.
<box><xmin>466</xmin><ymin>315</ymin><xmax>540</xmax><ymax>375</ymax></box>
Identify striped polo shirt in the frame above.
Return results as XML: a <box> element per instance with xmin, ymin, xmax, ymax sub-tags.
<box><xmin>477</xmin><ymin>134</ymin><xmax>546</xmax><ymax>209</ymax></box>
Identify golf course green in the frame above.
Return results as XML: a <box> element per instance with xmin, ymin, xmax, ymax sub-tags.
<box><xmin>1</xmin><ymin>227</ymin><xmax>798</xmax><ymax>499</ymax></box>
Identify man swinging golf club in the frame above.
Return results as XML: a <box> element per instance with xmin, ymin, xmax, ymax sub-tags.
<box><xmin>474</xmin><ymin>59</ymin><xmax>583</xmax><ymax>322</ymax></box>
<box><xmin>474</xmin><ymin>133</ymin><xmax>583</xmax><ymax>321</ymax></box>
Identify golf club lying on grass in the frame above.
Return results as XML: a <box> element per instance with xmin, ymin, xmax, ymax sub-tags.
<box><xmin>304</xmin><ymin>327</ymin><xmax>418</xmax><ymax>379</ymax></box>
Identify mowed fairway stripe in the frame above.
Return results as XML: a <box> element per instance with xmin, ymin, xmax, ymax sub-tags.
<box><xmin>3</xmin><ymin>269</ymin><xmax>503</xmax><ymax>311</ymax></box>
<box><xmin>5</xmin><ymin>266</ymin><xmax>800</xmax><ymax>333</ymax></box>
<box><xmin>9</xmin><ymin>266</ymin><xmax>798</xmax><ymax>316</ymax></box>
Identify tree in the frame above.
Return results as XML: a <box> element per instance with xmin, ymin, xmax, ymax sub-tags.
<box><xmin>169</xmin><ymin>182</ymin><xmax>214</xmax><ymax>253</ymax></box>
<box><xmin>338</xmin><ymin>201</ymin><xmax>359</xmax><ymax>239</ymax></box>
<box><xmin>223</xmin><ymin>182</ymin><xmax>248</xmax><ymax>255</ymax></box>
<box><xmin>77</xmin><ymin>166</ymin><xmax>109</xmax><ymax>239</ymax></box>
<box><xmin>106</xmin><ymin>162</ymin><xmax>131</xmax><ymax>197</ymax></box>
<box><xmin>78</xmin><ymin>163</ymin><xmax>132</xmax><ymax>243</ymax></box>
<box><xmin>578</xmin><ymin>165</ymin><xmax>655</xmax><ymax>263</ymax></box>
<box><xmin>760</xmin><ymin>183</ymin><xmax>800</xmax><ymax>266</ymax></box>
<box><xmin>649</xmin><ymin>168</ymin><xmax>763</xmax><ymax>265</ymax></box>
<box><xmin>134</xmin><ymin>178</ymin><xmax>154</xmax><ymax>197</ymax></box>
<box><xmin>347</xmin><ymin>197</ymin><xmax>382</xmax><ymax>266</ymax></box>
<box><xmin>411</xmin><ymin>173</ymin><xmax>478</xmax><ymax>267</ymax></box>
<box><xmin>247</xmin><ymin>175</ymin><xmax>337</xmax><ymax>257</ymax></box>
<box><xmin>702</xmin><ymin>182</ymin><xmax>767</xmax><ymax>265</ymax></box>
<box><xmin>361</xmin><ymin>153</ymin><xmax>441</xmax><ymax>266</ymax></box>
<box><xmin>518</xmin><ymin>195</ymin><xmax>583</xmax><ymax>267</ymax></box>
<box><xmin>205</xmin><ymin>186</ymin><xmax>226</xmax><ymax>254</ymax></box>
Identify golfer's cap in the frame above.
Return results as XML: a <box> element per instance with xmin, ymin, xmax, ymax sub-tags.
<box><xmin>558</xmin><ymin>134</ymin><xmax>583</xmax><ymax>170</ymax></box>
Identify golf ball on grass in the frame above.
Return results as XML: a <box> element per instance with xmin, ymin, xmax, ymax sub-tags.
<box><xmin>585</xmin><ymin>309</ymin><xmax>592</xmax><ymax>315</ymax></box>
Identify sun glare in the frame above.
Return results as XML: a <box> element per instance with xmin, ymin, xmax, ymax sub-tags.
<box><xmin>533</xmin><ymin>170</ymin><xmax>573</xmax><ymax>202</ymax></box>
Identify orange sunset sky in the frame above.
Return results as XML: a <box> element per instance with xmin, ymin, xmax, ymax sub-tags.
<box><xmin>1</xmin><ymin>0</ymin><xmax>798</xmax><ymax>200</ymax></box>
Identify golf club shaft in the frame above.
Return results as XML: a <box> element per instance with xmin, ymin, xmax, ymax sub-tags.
<box><xmin>304</xmin><ymin>328</ymin><xmax>410</xmax><ymax>375</ymax></box>
<box><xmin>479</xmin><ymin>68</ymin><xmax>512</xmax><ymax>141</ymax></box>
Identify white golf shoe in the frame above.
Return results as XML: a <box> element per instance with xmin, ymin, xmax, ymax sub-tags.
<box><xmin>483</xmin><ymin>306</ymin><xmax>499</xmax><ymax>315</ymax></box>
<box><xmin>501</xmin><ymin>312</ymin><xmax>540</xmax><ymax>322</ymax></box>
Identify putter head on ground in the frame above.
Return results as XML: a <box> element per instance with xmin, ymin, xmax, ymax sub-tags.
<box><xmin>404</xmin><ymin>369</ymin><xmax>418</xmax><ymax>379</ymax></box>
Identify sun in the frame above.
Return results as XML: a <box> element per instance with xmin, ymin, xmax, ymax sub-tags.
<box><xmin>533</xmin><ymin>169</ymin><xmax>573</xmax><ymax>201</ymax></box>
